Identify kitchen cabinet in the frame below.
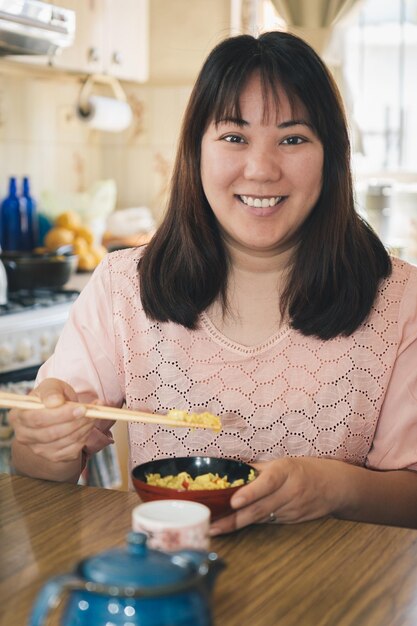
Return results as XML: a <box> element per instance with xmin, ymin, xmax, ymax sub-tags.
<box><xmin>149</xmin><ymin>0</ymin><xmax>232</xmax><ymax>84</ymax></box>
<box><xmin>47</xmin><ymin>0</ymin><xmax>149</xmax><ymax>83</ymax></box>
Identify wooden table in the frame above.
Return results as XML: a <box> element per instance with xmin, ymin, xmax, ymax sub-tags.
<box><xmin>2</xmin><ymin>474</ymin><xmax>417</xmax><ymax>626</ymax></box>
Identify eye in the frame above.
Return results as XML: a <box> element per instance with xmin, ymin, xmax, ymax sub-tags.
<box><xmin>281</xmin><ymin>136</ymin><xmax>306</xmax><ymax>146</ymax></box>
<box><xmin>221</xmin><ymin>134</ymin><xmax>246</xmax><ymax>144</ymax></box>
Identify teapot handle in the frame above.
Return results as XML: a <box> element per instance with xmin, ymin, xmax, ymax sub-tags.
<box><xmin>28</xmin><ymin>574</ymin><xmax>85</xmax><ymax>626</ymax></box>
<box><xmin>174</xmin><ymin>550</ymin><xmax>226</xmax><ymax>591</ymax></box>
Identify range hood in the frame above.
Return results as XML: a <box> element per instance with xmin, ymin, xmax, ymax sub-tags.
<box><xmin>0</xmin><ymin>0</ymin><xmax>75</xmax><ymax>57</ymax></box>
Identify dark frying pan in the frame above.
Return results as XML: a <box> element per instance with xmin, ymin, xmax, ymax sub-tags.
<box><xmin>1</xmin><ymin>247</ymin><xmax>78</xmax><ymax>291</ymax></box>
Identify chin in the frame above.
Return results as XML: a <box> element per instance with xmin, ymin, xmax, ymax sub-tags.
<box><xmin>224</xmin><ymin>227</ymin><xmax>295</xmax><ymax>255</ymax></box>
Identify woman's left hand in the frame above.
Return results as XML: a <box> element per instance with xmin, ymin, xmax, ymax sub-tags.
<box><xmin>209</xmin><ymin>456</ymin><xmax>349</xmax><ymax>535</ymax></box>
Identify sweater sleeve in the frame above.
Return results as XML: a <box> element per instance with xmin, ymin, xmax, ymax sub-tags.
<box><xmin>366</xmin><ymin>266</ymin><xmax>417</xmax><ymax>471</ymax></box>
<box><xmin>36</xmin><ymin>255</ymin><xmax>124</xmax><ymax>456</ymax></box>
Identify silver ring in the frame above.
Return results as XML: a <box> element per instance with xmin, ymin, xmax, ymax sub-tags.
<box><xmin>268</xmin><ymin>511</ymin><xmax>277</xmax><ymax>523</ymax></box>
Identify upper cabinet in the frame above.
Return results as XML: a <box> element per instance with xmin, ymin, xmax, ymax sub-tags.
<box><xmin>104</xmin><ymin>0</ymin><xmax>148</xmax><ymax>83</ymax></box>
<box><xmin>148</xmin><ymin>0</ymin><xmax>232</xmax><ymax>84</ymax></box>
<box><xmin>46</xmin><ymin>0</ymin><xmax>149</xmax><ymax>82</ymax></box>
<box><xmin>1</xmin><ymin>0</ymin><xmax>233</xmax><ymax>85</ymax></box>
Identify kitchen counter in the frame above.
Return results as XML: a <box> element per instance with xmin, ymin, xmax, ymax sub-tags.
<box><xmin>66</xmin><ymin>270</ymin><xmax>93</xmax><ymax>293</ymax></box>
<box><xmin>2</xmin><ymin>473</ymin><xmax>417</xmax><ymax>626</ymax></box>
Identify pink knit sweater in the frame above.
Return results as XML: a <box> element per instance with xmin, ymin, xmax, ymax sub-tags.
<box><xmin>37</xmin><ymin>248</ymin><xmax>417</xmax><ymax>472</ymax></box>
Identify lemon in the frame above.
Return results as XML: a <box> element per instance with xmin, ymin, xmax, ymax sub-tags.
<box><xmin>55</xmin><ymin>211</ymin><xmax>82</xmax><ymax>231</ymax></box>
<box><xmin>78</xmin><ymin>251</ymin><xmax>97</xmax><ymax>272</ymax></box>
<box><xmin>73</xmin><ymin>237</ymin><xmax>89</xmax><ymax>256</ymax></box>
<box><xmin>76</xmin><ymin>226</ymin><xmax>95</xmax><ymax>245</ymax></box>
<box><xmin>44</xmin><ymin>227</ymin><xmax>74</xmax><ymax>251</ymax></box>
<box><xmin>90</xmin><ymin>245</ymin><xmax>107</xmax><ymax>264</ymax></box>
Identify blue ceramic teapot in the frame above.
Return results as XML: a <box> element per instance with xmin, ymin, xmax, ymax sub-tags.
<box><xmin>29</xmin><ymin>532</ymin><xmax>225</xmax><ymax>626</ymax></box>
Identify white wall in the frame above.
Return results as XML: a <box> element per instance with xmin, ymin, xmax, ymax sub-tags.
<box><xmin>0</xmin><ymin>0</ymin><xmax>233</xmax><ymax>222</ymax></box>
<box><xmin>0</xmin><ymin>69</ymin><xmax>192</xmax><ymax>221</ymax></box>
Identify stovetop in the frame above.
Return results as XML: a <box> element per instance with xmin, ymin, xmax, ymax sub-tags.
<box><xmin>0</xmin><ymin>289</ymin><xmax>80</xmax><ymax>315</ymax></box>
<box><xmin>0</xmin><ymin>288</ymin><xmax>81</xmax><ymax>379</ymax></box>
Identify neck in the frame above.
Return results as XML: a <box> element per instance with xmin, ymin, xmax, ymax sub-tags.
<box><xmin>226</xmin><ymin>240</ymin><xmax>295</xmax><ymax>279</ymax></box>
<box><xmin>205</xmin><ymin>241</ymin><xmax>294</xmax><ymax>346</ymax></box>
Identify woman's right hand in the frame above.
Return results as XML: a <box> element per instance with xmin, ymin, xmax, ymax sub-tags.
<box><xmin>9</xmin><ymin>377</ymin><xmax>95</xmax><ymax>464</ymax></box>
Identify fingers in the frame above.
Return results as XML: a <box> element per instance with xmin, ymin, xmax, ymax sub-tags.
<box><xmin>210</xmin><ymin>492</ymin><xmax>282</xmax><ymax>536</ymax></box>
<box><xmin>25</xmin><ymin>421</ymin><xmax>94</xmax><ymax>462</ymax></box>
<box><xmin>10</xmin><ymin>404</ymin><xmax>94</xmax><ymax>464</ymax></box>
<box><xmin>9</xmin><ymin>398</ymin><xmax>87</xmax><ymax>431</ymax></box>
<box><xmin>230</xmin><ymin>460</ymin><xmax>288</xmax><ymax>510</ymax></box>
<box><xmin>34</xmin><ymin>377</ymin><xmax>79</xmax><ymax>408</ymax></box>
<box><xmin>9</xmin><ymin>377</ymin><xmax>95</xmax><ymax>465</ymax></box>
<box><xmin>13</xmin><ymin>408</ymin><xmax>90</xmax><ymax>445</ymax></box>
<box><xmin>210</xmin><ymin>457</ymin><xmax>340</xmax><ymax>535</ymax></box>
<box><xmin>209</xmin><ymin>460</ymin><xmax>291</xmax><ymax>536</ymax></box>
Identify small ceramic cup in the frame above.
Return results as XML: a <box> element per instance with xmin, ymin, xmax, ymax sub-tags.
<box><xmin>132</xmin><ymin>500</ymin><xmax>211</xmax><ymax>551</ymax></box>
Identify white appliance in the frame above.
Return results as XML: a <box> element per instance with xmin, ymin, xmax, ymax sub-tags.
<box><xmin>0</xmin><ymin>289</ymin><xmax>79</xmax><ymax>474</ymax></box>
<box><xmin>0</xmin><ymin>289</ymin><xmax>78</xmax><ymax>382</ymax></box>
<box><xmin>0</xmin><ymin>0</ymin><xmax>75</xmax><ymax>56</ymax></box>
<box><xmin>0</xmin><ymin>259</ymin><xmax>7</xmax><ymax>305</ymax></box>
<box><xmin>0</xmin><ymin>289</ymin><xmax>122</xmax><ymax>488</ymax></box>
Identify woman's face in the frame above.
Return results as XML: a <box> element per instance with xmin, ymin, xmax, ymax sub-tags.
<box><xmin>200</xmin><ymin>72</ymin><xmax>324</xmax><ymax>256</ymax></box>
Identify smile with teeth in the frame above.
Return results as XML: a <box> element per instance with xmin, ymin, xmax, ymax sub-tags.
<box><xmin>239</xmin><ymin>195</ymin><xmax>284</xmax><ymax>208</ymax></box>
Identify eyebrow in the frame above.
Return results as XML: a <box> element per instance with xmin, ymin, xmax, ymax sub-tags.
<box><xmin>216</xmin><ymin>117</ymin><xmax>312</xmax><ymax>129</ymax></box>
<box><xmin>278</xmin><ymin>119</ymin><xmax>312</xmax><ymax>129</ymax></box>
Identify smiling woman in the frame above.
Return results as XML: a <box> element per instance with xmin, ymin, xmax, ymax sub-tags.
<box><xmin>8</xmin><ymin>31</ymin><xmax>417</xmax><ymax>536</ymax></box>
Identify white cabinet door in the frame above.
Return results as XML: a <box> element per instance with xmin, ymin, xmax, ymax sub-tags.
<box><xmin>104</xmin><ymin>0</ymin><xmax>149</xmax><ymax>83</ymax></box>
<box><xmin>10</xmin><ymin>0</ymin><xmax>149</xmax><ymax>83</ymax></box>
<box><xmin>49</xmin><ymin>0</ymin><xmax>104</xmax><ymax>75</ymax></box>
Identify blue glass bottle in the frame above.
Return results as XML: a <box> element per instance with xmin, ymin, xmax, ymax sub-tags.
<box><xmin>20</xmin><ymin>176</ymin><xmax>37</xmax><ymax>251</ymax></box>
<box><xmin>1</xmin><ymin>177</ymin><xmax>21</xmax><ymax>251</ymax></box>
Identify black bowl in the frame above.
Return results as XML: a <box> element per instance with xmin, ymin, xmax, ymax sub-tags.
<box><xmin>1</xmin><ymin>250</ymin><xmax>78</xmax><ymax>291</ymax></box>
<box><xmin>132</xmin><ymin>456</ymin><xmax>258</xmax><ymax>521</ymax></box>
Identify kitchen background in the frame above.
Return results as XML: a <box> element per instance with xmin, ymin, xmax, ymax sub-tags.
<box><xmin>0</xmin><ymin>0</ymin><xmax>235</xmax><ymax>224</ymax></box>
<box><xmin>1</xmin><ymin>0</ymin><xmax>417</xmax><ymax>245</ymax></box>
<box><xmin>1</xmin><ymin>0</ymin><xmax>417</xmax><ymax>489</ymax></box>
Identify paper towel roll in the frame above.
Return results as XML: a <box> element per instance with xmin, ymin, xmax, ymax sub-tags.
<box><xmin>77</xmin><ymin>95</ymin><xmax>133</xmax><ymax>132</ymax></box>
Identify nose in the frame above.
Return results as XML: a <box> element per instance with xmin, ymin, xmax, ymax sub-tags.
<box><xmin>243</xmin><ymin>146</ymin><xmax>282</xmax><ymax>182</ymax></box>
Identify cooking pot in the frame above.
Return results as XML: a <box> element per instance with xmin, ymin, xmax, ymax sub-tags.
<box><xmin>0</xmin><ymin>248</ymin><xmax>78</xmax><ymax>291</ymax></box>
<box><xmin>29</xmin><ymin>531</ymin><xmax>225</xmax><ymax>626</ymax></box>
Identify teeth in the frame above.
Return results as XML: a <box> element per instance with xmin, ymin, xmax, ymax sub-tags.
<box><xmin>240</xmin><ymin>195</ymin><xmax>282</xmax><ymax>207</ymax></box>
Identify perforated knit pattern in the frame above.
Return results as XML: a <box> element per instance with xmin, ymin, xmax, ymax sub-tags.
<box><xmin>102</xmin><ymin>249</ymin><xmax>413</xmax><ymax>470</ymax></box>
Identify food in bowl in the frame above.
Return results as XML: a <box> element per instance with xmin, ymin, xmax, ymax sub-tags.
<box><xmin>132</xmin><ymin>456</ymin><xmax>258</xmax><ymax>521</ymax></box>
<box><xmin>146</xmin><ymin>469</ymin><xmax>256</xmax><ymax>491</ymax></box>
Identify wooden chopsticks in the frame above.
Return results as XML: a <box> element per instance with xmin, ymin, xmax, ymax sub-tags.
<box><xmin>0</xmin><ymin>391</ymin><xmax>221</xmax><ymax>431</ymax></box>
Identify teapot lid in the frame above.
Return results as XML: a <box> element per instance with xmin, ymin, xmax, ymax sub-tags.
<box><xmin>80</xmin><ymin>532</ymin><xmax>195</xmax><ymax>588</ymax></box>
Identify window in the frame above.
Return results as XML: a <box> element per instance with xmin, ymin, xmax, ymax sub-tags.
<box><xmin>341</xmin><ymin>0</ymin><xmax>417</xmax><ymax>173</ymax></box>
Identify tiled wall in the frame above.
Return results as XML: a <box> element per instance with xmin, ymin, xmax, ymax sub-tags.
<box><xmin>100</xmin><ymin>84</ymin><xmax>192</xmax><ymax>221</ymax></box>
<box><xmin>0</xmin><ymin>68</ymin><xmax>192</xmax><ymax>222</ymax></box>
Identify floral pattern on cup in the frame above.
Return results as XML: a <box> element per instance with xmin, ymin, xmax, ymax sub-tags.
<box><xmin>132</xmin><ymin>500</ymin><xmax>211</xmax><ymax>551</ymax></box>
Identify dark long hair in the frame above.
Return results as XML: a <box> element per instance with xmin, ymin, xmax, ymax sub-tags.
<box><xmin>139</xmin><ymin>31</ymin><xmax>391</xmax><ymax>339</ymax></box>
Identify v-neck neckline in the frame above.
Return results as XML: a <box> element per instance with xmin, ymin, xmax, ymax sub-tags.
<box><xmin>200</xmin><ymin>311</ymin><xmax>291</xmax><ymax>356</ymax></box>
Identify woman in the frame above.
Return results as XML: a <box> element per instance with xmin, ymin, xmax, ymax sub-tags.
<box><xmin>10</xmin><ymin>32</ymin><xmax>417</xmax><ymax>533</ymax></box>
